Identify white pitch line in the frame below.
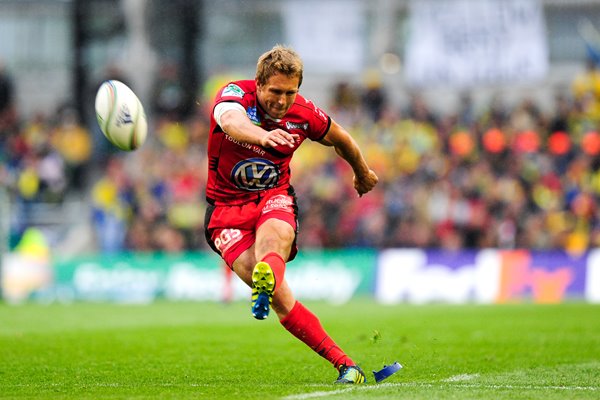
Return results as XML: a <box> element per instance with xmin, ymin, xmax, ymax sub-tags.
<box><xmin>282</xmin><ymin>381</ymin><xmax>600</xmax><ymax>399</ymax></box>
<box><xmin>281</xmin><ymin>383</ymin><xmax>404</xmax><ymax>400</ymax></box>
<box><xmin>442</xmin><ymin>373</ymin><xmax>480</xmax><ymax>382</ymax></box>
<box><xmin>440</xmin><ymin>383</ymin><xmax>599</xmax><ymax>392</ymax></box>
<box><xmin>282</xmin><ymin>387</ymin><xmax>354</xmax><ymax>399</ymax></box>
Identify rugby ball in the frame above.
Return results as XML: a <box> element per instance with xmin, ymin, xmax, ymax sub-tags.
<box><xmin>95</xmin><ymin>80</ymin><xmax>148</xmax><ymax>151</ymax></box>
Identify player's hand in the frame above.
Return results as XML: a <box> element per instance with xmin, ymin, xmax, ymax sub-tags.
<box><xmin>261</xmin><ymin>129</ymin><xmax>299</xmax><ymax>148</ymax></box>
<box><xmin>354</xmin><ymin>169</ymin><xmax>378</xmax><ymax>197</ymax></box>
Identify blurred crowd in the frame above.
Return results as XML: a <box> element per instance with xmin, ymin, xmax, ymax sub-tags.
<box><xmin>317</xmin><ymin>67</ymin><xmax>600</xmax><ymax>255</ymax></box>
<box><xmin>3</xmin><ymin>61</ymin><xmax>600</xmax><ymax>255</ymax></box>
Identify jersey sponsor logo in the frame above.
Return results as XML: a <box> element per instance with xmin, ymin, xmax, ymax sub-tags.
<box><xmin>222</xmin><ymin>83</ymin><xmax>244</xmax><ymax>98</ymax></box>
<box><xmin>286</xmin><ymin>121</ymin><xmax>308</xmax><ymax>131</ymax></box>
<box><xmin>231</xmin><ymin>158</ymin><xmax>279</xmax><ymax>191</ymax></box>
<box><xmin>246</xmin><ymin>106</ymin><xmax>260</xmax><ymax>125</ymax></box>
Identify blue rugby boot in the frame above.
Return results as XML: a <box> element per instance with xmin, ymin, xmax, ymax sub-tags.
<box><xmin>251</xmin><ymin>261</ymin><xmax>275</xmax><ymax>320</ymax></box>
<box><xmin>335</xmin><ymin>365</ymin><xmax>367</xmax><ymax>384</ymax></box>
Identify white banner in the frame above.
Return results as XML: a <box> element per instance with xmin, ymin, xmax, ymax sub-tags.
<box><xmin>586</xmin><ymin>249</ymin><xmax>600</xmax><ymax>302</ymax></box>
<box><xmin>405</xmin><ymin>0</ymin><xmax>548</xmax><ymax>87</ymax></box>
<box><xmin>375</xmin><ymin>249</ymin><xmax>501</xmax><ymax>304</ymax></box>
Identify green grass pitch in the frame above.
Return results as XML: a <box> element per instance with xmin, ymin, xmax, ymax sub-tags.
<box><xmin>1</xmin><ymin>300</ymin><xmax>599</xmax><ymax>399</ymax></box>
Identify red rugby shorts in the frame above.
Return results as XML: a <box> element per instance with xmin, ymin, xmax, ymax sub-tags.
<box><xmin>204</xmin><ymin>190</ymin><xmax>298</xmax><ymax>268</ymax></box>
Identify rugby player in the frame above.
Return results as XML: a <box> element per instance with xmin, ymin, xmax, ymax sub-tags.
<box><xmin>204</xmin><ymin>45</ymin><xmax>378</xmax><ymax>384</ymax></box>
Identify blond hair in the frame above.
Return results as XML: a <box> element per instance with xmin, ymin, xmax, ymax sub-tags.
<box><xmin>256</xmin><ymin>44</ymin><xmax>303</xmax><ymax>87</ymax></box>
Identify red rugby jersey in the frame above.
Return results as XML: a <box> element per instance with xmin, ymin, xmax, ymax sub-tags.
<box><xmin>206</xmin><ymin>80</ymin><xmax>331</xmax><ymax>206</ymax></box>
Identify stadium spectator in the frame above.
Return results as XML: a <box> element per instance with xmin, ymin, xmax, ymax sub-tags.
<box><xmin>51</xmin><ymin>107</ymin><xmax>92</xmax><ymax>192</ymax></box>
<box><xmin>329</xmin><ymin>81</ymin><xmax>361</xmax><ymax>126</ymax></box>
<box><xmin>572</xmin><ymin>58</ymin><xmax>600</xmax><ymax>104</ymax></box>
<box><xmin>203</xmin><ymin>45</ymin><xmax>377</xmax><ymax>384</ymax></box>
<box><xmin>0</xmin><ymin>60</ymin><xmax>16</xmax><ymax>132</ymax></box>
<box><xmin>91</xmin><ymin>157</ymin><xmax>131</xmax><ymax>253</ymax></box>
<box><xmin>150</xmin><ymin>60</ymin><xmax>186</xmax><ymax>120</ymax></box>
<box><xmin>361</xmin><ymin>70</ymin><xmax>386</xmax><ymax>122</ymax></box>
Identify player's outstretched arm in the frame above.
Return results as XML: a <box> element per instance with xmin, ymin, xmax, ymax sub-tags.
<box><xmin>319</xmin><ymin>119</ymin><xmax>378</xmax><ymax>197</ymax></box>
<box><xmin>218</xmin><ymin>108</ymin><xmax>298</xmax><ymax>148</ymax></box>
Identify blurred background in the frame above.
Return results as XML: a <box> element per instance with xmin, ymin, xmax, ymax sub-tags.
<box><xmin>1</xmin><ymin>0</ymin><xmax>600</xmax><ymax>305</ymax></box>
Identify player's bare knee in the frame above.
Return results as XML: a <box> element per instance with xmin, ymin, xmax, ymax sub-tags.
<box><xmin>256</xmin><ymin>220</ymin><xmax>294</xmax><ymax>254</ymax></box>
<box><xmin>232</xmin><ymin>253</ymin><xmax>255</xmax><ymax>287</ymax></box>
<box><xmin>256</xmin><ymin>236</ymin><xmax>293</xmax><ymax>259</ymax></box>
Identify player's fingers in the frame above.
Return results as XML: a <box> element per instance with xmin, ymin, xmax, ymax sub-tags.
<box><xmin>354</xmin><ymin>181</ymin><xmax>365</xmax><ymax>196</ymax></box>
<box><xmin>266</xmin><ymin>134</ymin><xmax>281</xmax><ymax>147</ymax></box>
<box><xmin>354</xmin><ymin>178</ymin><xmax>376</xmax><ymax>196</ymax></box>
<box><xmin>268</xmin><ymin>130</ymin><xmax>293</xmax><ymax>147</ymax></box>
<box><xmin>276</xmin><ymin>129</ymin><xmax>298</xmax><ymax>142</ymax></box>
<box><xmin>279</xmin><ymin>131</ymin><xmax>297</xmax><ymax>147</ymax></box>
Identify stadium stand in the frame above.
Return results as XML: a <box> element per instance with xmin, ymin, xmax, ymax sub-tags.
<box><xmin>2</xmin><ymin>68</ymin><xmax>600</xmax><ymax>255</ymax></box>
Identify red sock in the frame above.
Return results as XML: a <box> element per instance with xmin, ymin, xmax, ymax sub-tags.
<box><xmin>261</xmin><ymin>252</ymin><xmax>285</xmax><ymax>292</ymax></box>
<box><xmin>280</xmin><ymin>301</ymin><xmax>354</xmax><ymax>370</ymax></box>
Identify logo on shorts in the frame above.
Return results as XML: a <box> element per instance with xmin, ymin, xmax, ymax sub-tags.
<box><xmin>214</xmin><ymin>229</ymin><xmax>242</xmax><ymax>253</ymax></box>
<box><xmin>263</xmin><ymin>194</ymin><xmax>294</xmax><ymax>214</ymax></box>
<box><xmin>231</xmin><ymin>158</ymin><xmax>279</xmax><ymax>191</ymax></box>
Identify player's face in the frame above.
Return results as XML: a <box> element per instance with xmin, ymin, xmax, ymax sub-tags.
<box><xmin>256</xmin><ymin>73</ymin><xmax>300</xmax><ymax>119</ymax></box>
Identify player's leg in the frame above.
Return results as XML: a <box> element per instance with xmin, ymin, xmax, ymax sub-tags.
<box><xmin>222</xmin><ymin>262</ymin><xmax>233</xmax><ymax>304</ymax></box>
<box><xmin>251</xmin><ymin>217</ymin><xmax>294</xmax><ymax>319</ymax></box>
<box><xmin>274</xmin><ymin>290</ymin><xmax>365</xmax><ymax>383</ymax></box>
<box><xmin>213</xmin><ymin>197</ymin><xmax>365</xmax><ymax>383</ymax></box>
<box><xmin>253</xmin><ymin>192</ymin><xmax>298</xmax><ymax>305</ymax></box>
<box><xmin>231</xmin><ymin>245</ymin><xmax>365</xmax><ymax>383</ymax></box>
<box><xmin>231</xmin><ymin>247</ymin><xmax>255</xmax><ymax>286</ymax></box>
<box><xmin>256</xmin><ymin>221</ymin><xmax>364</xmax><ymax>382</ymax></box>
